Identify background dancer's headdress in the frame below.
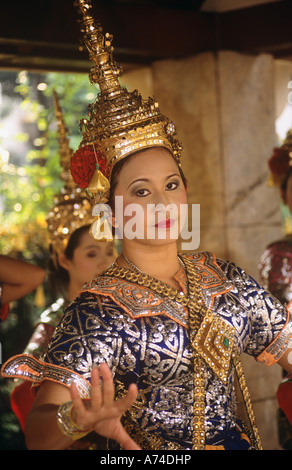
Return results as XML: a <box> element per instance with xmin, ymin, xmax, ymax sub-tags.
<box><xmin>70</xmin><ymin>0</ymin><xmax>183</xmax><ymax>240</ymax></box>
<box><xmin>46</xmin><ymin>91</ymin><xmax>95</xmax><ymax>258</ymax></box>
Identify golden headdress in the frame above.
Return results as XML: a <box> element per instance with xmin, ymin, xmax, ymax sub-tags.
<box><xmin>268</xmin><ymin>129</ymin><xmax>292</xmax><ymax>187</ymax></box>
<box><xmin>70</xmin><ymin>0</ymin><xmax>183</xmax><ymax>210</ymax></box>
<box><xmin>46</xmin><ymin>91</ymin><xmax>95</xmax><ymax>257</ymax></box>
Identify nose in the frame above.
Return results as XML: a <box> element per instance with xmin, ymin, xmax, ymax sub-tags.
<box><xmin>151</xmin><ymin>188</ymin><xmax>171</xmax><ymax>207</ymax></box>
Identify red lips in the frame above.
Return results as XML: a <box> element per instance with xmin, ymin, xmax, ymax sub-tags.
<box><xmin>155</xmin><ymin>219</ymin><xmax>175</xmax><ymax>229</ymax></box>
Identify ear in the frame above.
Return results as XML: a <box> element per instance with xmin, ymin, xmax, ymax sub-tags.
<box><xmin>57</xmin><ymin>252</ymin><xmax>71</xmax><ymax>271</ymax></box>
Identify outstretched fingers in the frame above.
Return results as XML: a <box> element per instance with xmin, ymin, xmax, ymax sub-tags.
<box><xmin>92</xmin><ymin>363</ymin><xmax>138</xmax><ymax>415</ymax></box>
<box><xmin>68</xmin><ymin>363</ymin><xmax>140</xmax><ymax>448</ymax></box>
<box><xmin>90</xmin><ymin>364</ymin><xmax>102</xmax><ymax>409</ymax></box>
<box><xmin>96</xmin><ymin>363</ymin><xmax>115</xmax><ymax>407</ymax></box>
<box><xmin>116</xmin><ymin>383</ymin><xmax>139</xmax><ymax>414</ymax></box>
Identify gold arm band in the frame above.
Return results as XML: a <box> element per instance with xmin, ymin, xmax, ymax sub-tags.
<box><xmin>56</xmin><ymin>401</ymin><xmax>92</xmax><ymax>441</ymax></box>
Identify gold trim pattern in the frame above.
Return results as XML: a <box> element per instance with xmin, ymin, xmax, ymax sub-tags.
<box><xmin>1</xmin><ymin>354</ymin><xmax>91</xmax><ymax>398</ymax></box>
<box><xmin>233</xmin><ymin>353</ymin><xmax>263</xmax><ymax>450</ymax></box>
<box><xmin>192</xmin><ymin>310</ymin><xmax>235</xmax><ymax>385</ymax></box>
<box><xmin>256</xmin><ymin>303</ymin><xmax>292</xmax><ymax>366</ymax></box>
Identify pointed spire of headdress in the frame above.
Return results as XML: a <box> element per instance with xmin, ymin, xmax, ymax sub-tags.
<box><xmin>71</xmin><ymin>0</ymin><xmax>182</xmax><ymax>179</ymax></box>
<box><xmin>53</xmin><ymin>90</ymin><xmax>75</xmax><ymax>190</ymax></box>
<box><xmin>46</xmin><ymin>91</ymin><xmax>95</xmax><ymax>254</ymax></box>
<box><xmin>74</xmin><ymin>0</ymin><xmax>122</xmax><ymax>94</ymax></box>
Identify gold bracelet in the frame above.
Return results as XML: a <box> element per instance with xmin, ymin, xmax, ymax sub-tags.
<box><xmin>56</xmin><ymin>401</ymin><xmax>92</xmax><ymax>441</ymax></box>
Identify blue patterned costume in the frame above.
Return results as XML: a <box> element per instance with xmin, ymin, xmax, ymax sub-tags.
<box><xmin>2</xmin><ymin>252</ymin><xmax>292</xmax><ymax>450</ymax></box>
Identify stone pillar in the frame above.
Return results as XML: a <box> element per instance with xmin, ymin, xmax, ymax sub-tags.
<box><xmin>217</xmin><ymin>51</ymin><xmax>282</xmax><ymax>280</ymax></box>
<box><xmin>216</xmin><ymin>53</ymin><xmax>282</xmax><ymax>450</ymax></box>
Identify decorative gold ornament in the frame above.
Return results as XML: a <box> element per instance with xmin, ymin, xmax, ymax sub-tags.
<box><xmin>89</xmin><ymin>201</ymin><xmax>113</xmax><ymax>242</ymax></box>
<box><xmin>87</xmin><ymin>164</ymin><xmax>110</xmax><ymax>196</ymax></box>
<box><xmin>73</xmin><ymin>0</ymin><xmax>183</xmax><ymax>176</ymax></box>
<box><xmin>87</xmin><ymin>163</ymin><xmax>112</xmax><ymax>241</ymax></box>
<box><xmin>192</xmin><ymin>310</ymin><xmax>235</xmax><ymax>385</ymax></box>
<box><xmin>46</xmin><ymin>91</ymin><xmax>95</xmax><ymax>256</ymax></box>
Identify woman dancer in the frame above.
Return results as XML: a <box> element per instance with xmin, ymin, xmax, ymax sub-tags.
<box><xmin>2</xmin><ymin>1</ymin><xmax>292</xmax><ymax>450</ymax></box>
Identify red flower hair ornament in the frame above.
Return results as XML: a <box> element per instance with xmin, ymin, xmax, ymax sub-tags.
<box><xmin>70</xmin><ymin>144</ymin><xmax>112</xmax><ymax>241</ymax></box>
<box><xmin>70</xmin><ymin>144</ymin><xmax>110</xmax><ymax>189</ymax></box>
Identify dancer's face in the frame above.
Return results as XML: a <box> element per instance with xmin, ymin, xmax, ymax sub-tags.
<box><xmin>113</xmin><ymin>148</ymin><xmax>188</xmax><ymax>246</ymax></box>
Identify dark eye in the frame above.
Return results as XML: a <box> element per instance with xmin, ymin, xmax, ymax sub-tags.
<box><xmin>166</xmin><ymin>181</ymin><xmax>178</xmax><ymax>190</ymax></box>
<box><xmin>135</xmin><ymin>188</ymin><xmax>150</xmax><ymax>197</ymax></box>
<box><xmin>87</xmin><ymin>251</ymin><xmax>98</xmax><ymax>258</ymax></box>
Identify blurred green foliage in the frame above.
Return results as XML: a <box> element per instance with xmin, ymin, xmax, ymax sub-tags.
<box><xmin>0</xmin><ymin>70</ymin><xmax>96</xmax><ymax>257</ymax></box>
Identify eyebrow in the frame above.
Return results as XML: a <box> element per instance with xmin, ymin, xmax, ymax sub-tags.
<box><xmin>82</xmin><ymin>243</ymin><xmax>114</xmax><ymax>251</ymax></box>
<box><xmin>82</xmin><ymin>245</ymin><xmax>101</xmax><ymax>251</ymax></box>
<box><xmin>127</xmin><ymin>173</ymin><xmax>180</xmax><ymax>189</ymax></box>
